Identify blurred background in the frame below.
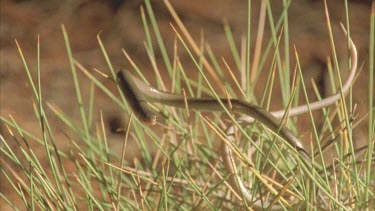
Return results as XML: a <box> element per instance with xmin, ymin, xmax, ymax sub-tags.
<box><xmin>0</xmin><ymin>0</ymin><xmax>373</xmax><ymax>209</ymax></box>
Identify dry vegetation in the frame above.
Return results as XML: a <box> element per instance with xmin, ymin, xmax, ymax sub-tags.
<box><xmin>0</xmin><ymin>0</ymin><xmax>373</xmax><ymax>210</ymax></box>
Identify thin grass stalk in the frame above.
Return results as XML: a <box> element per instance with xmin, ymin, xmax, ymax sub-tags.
<box><xmin>267</xmin><ymin>2</ymin><xmax>288</xmax><ymax>108</ymax></box>
<box><xmin>140</xmin><ymin>6</ymin><xmax>155</xmax><ymax>59</ymax></box>
<box><xmin>365</xmin><ymin>1</ymin><xmax>375</xmax><ymax>206</ymax></box>
<box><xmin>325</xmin><ymin>2</ymin><xmax>362</xmax><ymax>205</ymax></box>
<box><xmin>224</xmin><ymin>23</ymin><xmax>241</xmax><ymax>71</ymax></box>
<box><xmin>144</xmin><ymin>0</ymin><xmax>173</xmax><ymax>77</ymax></box>
<box><xmin>249</xmin><ymin>0</ymin><xmax>266</xmax><ymax>85</ymax></box>
<box><xmin>246</xmin><ymin>0</ymin><xmax>252</xmax><ymax>98</ymax></box>
<box><xmin>294</xmin><ymin>47</ymin><xmax>330</xmax><ymax>209</ymax></box>
<box><xmin>282</xmin><ymin>0</ymin><xmax>291</xmax><ymax>102</ymax></box>
<box><xmin>62</xmin><ymin>25</ymin><xmax>90</xmax><ymax>141</ymax></box>
<box><xmin>16</xmin><ymin>38</ymin><xmax>77</xmax><ymax>208</ymax></box>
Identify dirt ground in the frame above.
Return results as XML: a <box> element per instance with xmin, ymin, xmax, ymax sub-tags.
<box><xmin>0</xmin><ymin>0</ymin><xmax>373</xmax><ymax>209</ymax></box>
